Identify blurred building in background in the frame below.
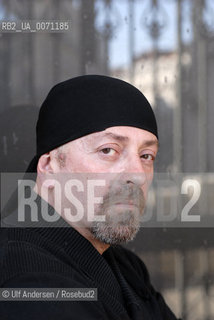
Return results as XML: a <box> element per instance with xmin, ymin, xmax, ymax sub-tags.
<box><xmin>0</xmin><ymin>0</ymin><xmax>214</xmax><ymax>319</ymax></box>
<box><xmin>0</xmin><ymin>0</ymin><xmax>108</xmax><ymax>110</ymax></box>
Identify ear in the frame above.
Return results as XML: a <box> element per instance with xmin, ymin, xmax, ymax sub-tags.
<box><xmin>37</xmin><ymin>153</ymin><xmax>53</xmax><ymax>174</ymax></box>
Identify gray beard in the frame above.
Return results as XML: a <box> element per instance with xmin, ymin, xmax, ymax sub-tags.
<box><xmin>89</xmin><ymin>181</ymin><xmax>145</xmax><ymax>245</ymax></box>
<box><xmin>90</xmin><ymin>209</ymin><xmax>140</xmax><ymax>245</ymax></box>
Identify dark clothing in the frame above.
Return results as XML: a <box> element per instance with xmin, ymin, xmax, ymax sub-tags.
<box><xmin>0</xmin><ymin>198</ymin><xmax>180</xmax><ymax>320</ymax></box>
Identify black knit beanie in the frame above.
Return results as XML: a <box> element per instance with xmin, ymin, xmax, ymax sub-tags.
<box><xmin>26</xmin><ymin>75</ymin><xmax>158</xmax><ymax>172</ymax></box>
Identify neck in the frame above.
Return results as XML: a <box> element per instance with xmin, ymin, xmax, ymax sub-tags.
<box><xmin>73</xmin><ymin>226</ymin><xmax>110</xmax><ymax>255</ymax></box>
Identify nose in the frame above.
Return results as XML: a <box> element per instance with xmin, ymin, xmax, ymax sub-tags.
<box><xmin>125</xmin><ymin>173</ymin><xmax>146</xmax><ymax>187</ymax></box>
<box><xmin>119</xmin><ymin>154</ymin><xmax>150</xmax><ymax>187</ymax></box>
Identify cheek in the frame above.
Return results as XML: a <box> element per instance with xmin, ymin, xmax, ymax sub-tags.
<box><xmin>142</xmin><ymin>184</ymin><xmax>149</xmax><ymax>199</ymax></box>
<box><xmin>143</xmin><ymin>171</ymin><xmax>154</xmax><ymax>195</ymax></box>
<box><xmin>144</xmin><ymin>166</ymin><xmax>154</xmax><ymax>182</ymax></box>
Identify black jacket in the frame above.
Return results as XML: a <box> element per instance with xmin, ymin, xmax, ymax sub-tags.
<box><xmin>0</xmin><ymin>198</ymin><xmax>180</xmax><ymax>320</ymax></box>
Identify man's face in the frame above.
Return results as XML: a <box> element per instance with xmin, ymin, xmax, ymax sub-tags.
<box><xmin>51</xmin><ymin>126</ymin><xmax>158</xmax><ymax>244</ymax></box>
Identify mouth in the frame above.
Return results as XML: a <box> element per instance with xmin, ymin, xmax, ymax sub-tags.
<box><xmin>102</xmin><ymin>194</ymin><xmax>145</xmax><ymax>212</ymax></box>
<box><xmin>112</xmin><ymin>201</ymin><xmax>139</xmax><ymax>208</ymax></box>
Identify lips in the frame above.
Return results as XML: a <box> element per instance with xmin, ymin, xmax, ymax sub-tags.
<box><xmin>114</xmin><ymin>201</ymin><xmax>133</xmax><ymax>205</ymax></box>
<box><xmin>112</xmin><ymin>200</ymin><xmax>138</xmax><ymax>207</ymax></box>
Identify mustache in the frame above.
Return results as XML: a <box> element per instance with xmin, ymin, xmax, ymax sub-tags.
<box><xmin>101</xmin><ymin>181</ymin><xmax>145</xmax><ymax>210</ymax></box>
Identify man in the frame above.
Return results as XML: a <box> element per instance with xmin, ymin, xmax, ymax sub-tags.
<box><xmin>0</xmin><ymin>75</ymin><xmax>180</xmax><ymax>319</ymax></box>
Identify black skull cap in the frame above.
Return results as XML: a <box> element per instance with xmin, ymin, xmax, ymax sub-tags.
<box><xmin>26</xmin><ymin>75</ymin><xmax>158</xmax><ymax>172</ymax></box>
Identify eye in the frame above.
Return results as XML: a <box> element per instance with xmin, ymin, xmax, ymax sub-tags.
<box><xmin>141</xmin><ymin>154</ymin><xmax>155</xmax><ymax>161</ymax></box>
<box><xmin>100</xmin><ymin>148</ymin><xmax>116</xmax><ymax>155</ymax></box>
<box><xmin>98</xmin><ymin>145</ymin><xmax>120</xmax><ymax>161</ymax></box>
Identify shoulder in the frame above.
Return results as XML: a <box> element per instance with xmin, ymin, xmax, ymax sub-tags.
<box><xmin>0</xmin><ymin>228</ymin><xmax>82</xmax><ymax>287</ymax></box>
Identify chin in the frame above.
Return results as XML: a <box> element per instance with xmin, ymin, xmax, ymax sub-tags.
<box><xmin>90</xmin><ymin>222</ymin><xmax>140</xmax><ymax>245</ymax></box>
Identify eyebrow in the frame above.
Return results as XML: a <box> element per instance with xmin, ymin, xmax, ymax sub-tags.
<box><xmin>143</xmin><ymin>140</ymin><xmax>159</xmax><ymax>148</ymax></box>
<box><xmin>93</xmin><ymin>131</ymin><xmax>159</xmax><ymax>148</ymax></box>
